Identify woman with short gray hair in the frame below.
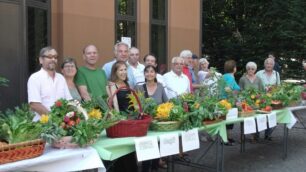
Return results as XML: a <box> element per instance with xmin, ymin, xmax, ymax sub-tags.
<box><xmin>239</xmin><ymin>61</ymin><xmax>264</xmax><ymax>91</ymax></box>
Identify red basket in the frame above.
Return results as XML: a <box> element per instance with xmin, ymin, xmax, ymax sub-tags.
<box><xmin>106</xmin><ymin>86</ymin><xmax>152</xmax><ymax>138</ymax></box>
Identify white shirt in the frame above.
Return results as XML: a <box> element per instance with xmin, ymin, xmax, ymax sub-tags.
<box><xmin>127</xmin><ymin>61</ymin><xmax>145</xmax><ymax>85</ymax></box>
<box><xmin>256</xmin><ymin>69</ymin><xmax>280</xmax><ymax>88</ymax></box>
<box><xmin>27</xmin><ymin>68</ymin><xmax>72</xmax><ymax>120</ymax></box>
<box><xmin>163</xmin><ymin>70</ymin><xmax>190</xmax><ymax>99</ymax></box>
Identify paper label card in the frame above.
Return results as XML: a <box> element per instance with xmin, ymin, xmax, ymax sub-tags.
<box><xmin>226</xmin><ymin>108</ymin><xmax>238</xmax><ymax>120</ymax></box>
<box><xmin>256</xmin><ymin>114</ymin><xmax>267</xmax><ymax>132</ymax></box>
<box><xmin>267</xmin><ymin>112</ymin><xmax>277</xmax><ymax>128</ymax></box>
<box><xmin>181</xmin><ymin>128</ymin><xmax>200</xmax><ymax>152</ymax></box>
<box><xmin>244</xmin><ymin>117</ymin><xmax>256</xmax><ymax>134</ymax></box>
<box><xmin>159</xmin><ymin>133</ymin><xmax>180</xmax><ymax>157</ymax></box>
<box><xmin>135</xmin><ymin>136</ymin><xmax>160</xmax><ymax>161</ymax></box>
<box><xmin>121</xmin><ymin>37</ymin><xmax>131</xmax><ymax>48</ymax></box>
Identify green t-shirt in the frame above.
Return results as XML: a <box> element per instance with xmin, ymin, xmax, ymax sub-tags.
<box><xmin>75</xmin><ymin>66</ymin><xmax>107</xmax><ymax>98</ymax></box>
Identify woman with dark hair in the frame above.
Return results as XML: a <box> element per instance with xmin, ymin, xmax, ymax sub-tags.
<box><xmin>135</xmin><ymin>65</ymin><xmax>168</xmax><ymax>171</ymax></box>
<box><xmin>105</xmin><ymin>61</ymin><xmax>138</xmax><ymax>172</ymax></box>
<box><xmin>61</xmin><ymin>57</ymin><xmax>81</xmax><ymax>101</ymax></box>
<box><xmin>107</xmin><ymin>61</ymin><xmax>132</xmax><ymax>112</ymax></box>
<box><xmin>135</xmin><ymin>65</ymin><xmax>168</xmax><ymax>104</ymax></box>
<box><xmin>222</xmin><ymin>60</ymin><xmax>240</xmax><ymax>146</ymax></box>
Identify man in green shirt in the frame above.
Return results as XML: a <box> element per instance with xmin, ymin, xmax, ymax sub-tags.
<box><xmin>75</xmin><ymin>45</ymin><xmax>107</xmax><ymax>101</ymax></box>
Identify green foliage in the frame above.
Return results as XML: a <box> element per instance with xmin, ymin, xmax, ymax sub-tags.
<box><xmin>0</xmin><ymin>104</ymin><xmax>42</xmax><ymax>144</ymax></box>
<box><xmin>202</xmin><ymin>0</ymin><xmax>306</xmax><ymax>79</ymax></box>
<box><xmin>41</xmin><ymin>99</ymin><xmax>120</xmax><ymax>147</ymax></box>
<box><xmin>0</xmin><ymin>76</ymin><xmax>9</xmax><ymax>87</ymax></box>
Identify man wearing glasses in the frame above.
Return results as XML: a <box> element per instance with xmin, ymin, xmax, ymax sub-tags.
<box><xmin>27</xmin><ymin>46</ymin><xmax>72</xmax><ymax>121</ymax></box>
<box><xmin>163</xmin><ymin>56</ymin><xmax>190</xmax><ymax>99</ymax></box>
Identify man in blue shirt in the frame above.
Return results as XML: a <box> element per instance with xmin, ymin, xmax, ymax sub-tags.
<box><xmin>102</xmin><ymin>42</ymin><xmax>136</xmax><ymax>87</ymax></box>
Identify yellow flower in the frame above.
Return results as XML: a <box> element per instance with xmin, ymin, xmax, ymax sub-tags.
<box><xmin>194</xmin><ymin>103</ymin><xmax>200</xmax><ymax>109</ymax></box>
<box><xmin>88</xmin><ymin>109</ymin><xmax>102</xmax><ymax>119</ymax></box>
<box><xmin>251</xmin><ymin>95</ymin><xmax>255</xmax><ymax>99</ymax></box>
<box><xmin>219</xmin><ymin>99</ymin><xmax>232</xmax><ymax>110</ymax></box>
<box><xmin>40</xmin><ymin>114</ymin><xmax>49</xmax><ymax>124</ymax></box>
<box><xmin>266</xmin><ymin>93</ymin><xmax>272</xmax><ymax>97</ymax></box>
<box><xmin>256</xmin><ymin>99</ymin><xmax>260</xmax><ymax>104</ymax></box>
<box><xmin>156</xmin><ymin>102</ymin><xmax>174</xmax><ymax>120</ymax></box>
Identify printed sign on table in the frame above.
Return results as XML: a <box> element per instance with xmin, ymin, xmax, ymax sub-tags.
<box><xmin>267</xmin><ymin>112</ymin><xmax>277</xmax><ymax>128</ymax></box>
<box><xmin>135</xmin><ymin>136</ymin><xmax>160</xmax><ymax>161</ymax></box>
<box><xmin>256</xmin><ymin>114</ymin><xmax>267</xmax><ymax>132</ymax></box>
<box><xmin>244</xmin><ymin>117</ymin><xmax>256</xmax><ymax>134</ymax></box>
<box><xmin>159</xmin><ymin>133</ymin><xmax>180</xmax><ymax>157</ymax></box>
<box><xmin>181</xmin><ymin>128</ymin><xmax>200</xmax><ymax>152</ymax></box>
<box><xmin>226</xmin><ymin>108</ymin><xmax>238</xmax><ymax>120</ymax></box>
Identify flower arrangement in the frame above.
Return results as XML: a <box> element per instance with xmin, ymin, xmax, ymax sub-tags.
<box><xmin>238</xmin><ymin>88</ymin><xmax>272</xmax><ymax>110</ymax></box>
<box><xmin>154</xmin><ymin>102</ymin><xmax>185</xmax><ymax>121</ymax></box>
<box><xmin>269</xmin><ymin>83</ymin><xmax>303</xmax><ymax>107</ymax></box>
<box><xmin>41</xmin><ymin>98</ymin><xmax>118</xmax><ymax>147</ymax></box>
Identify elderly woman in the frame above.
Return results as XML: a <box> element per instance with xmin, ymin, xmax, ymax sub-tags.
<box><xmin>256</xmin><ymin>57</ymin><xmax>281</xmax><ymax>90</ymax></box>
<box><xmin>197</xmin><ymin>58</ymin><xmax>210</xmax><ymax>83</ymax></box>
<box><xmin>61</xmin><ymin>57</ymin><xmax>81</xmax><ymax>101</ymax></box>
<box><xmin>239</xmin><ymin>62</ymin><xmax>264</xmax><ymax>91</ymax></box>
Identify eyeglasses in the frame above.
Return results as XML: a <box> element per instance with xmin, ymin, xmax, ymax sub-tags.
<box><xmin>173</xmin><ymin>63</ymin><xmax>184</xmax><ymax>66</ymax></box>
<box><xmin>247</xmin><ymin>68</ymin><xmax>256</xmax><ymax>70</ymax></box>
<box><xmin>42</xmin><ymin>55</ymin><xmax>58</xmax><ymax>60</ymax></box>
<box><xmin>63</xmin><ymin>64</ymin><xmax>76</xmax><ymax>69</ymax></box>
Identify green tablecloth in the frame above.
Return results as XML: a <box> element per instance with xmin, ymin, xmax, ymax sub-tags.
<box><xmin>92</xmin><ymin>121</ymin><xmax>227</xmax><ymax>161</ymax></box>
<box><xmin>222</xmin><ymin>108</ymin><xmax>293</xmax><ymax>125</ymax></box>
<box><xmin>92</xmin><ymin>108</ymin><xmax>294</xmax><ymax>161</ymax></box>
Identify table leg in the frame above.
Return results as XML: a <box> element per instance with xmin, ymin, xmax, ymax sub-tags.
<box><xmin>283</xmin><ymin>124</ymin><xmax>288</xmax><ymax>160</ymax></box>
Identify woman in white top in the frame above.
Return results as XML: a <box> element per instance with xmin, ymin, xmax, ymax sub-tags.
<box><xmin>197</xmin><ymin>58</ymin><xmax>210</xmax><ymax>83</ymax></box>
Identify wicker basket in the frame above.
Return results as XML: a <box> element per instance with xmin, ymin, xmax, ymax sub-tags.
<box><xmin>271</xmin><ymin>103</ymin><xmax>284</xmax><ymax>110</ymax></box>
<box><xmin>106</xmin><ymin>86</ymin><xmax>152</xmax><ymax>138</ymax></box>
<box><xmin>238</xmin><ymin>111</ymin><xmax>256</xmax><ymax>117</ymax></box>
<box><xmin>0</xmin><ymin>139</ymin><xmax>45</xmax><ymax>164</ymax></box>
<box><xmin>150</xmin><ymin>121</ymin><xmax>181</xmax><ymax>131</ymax></box>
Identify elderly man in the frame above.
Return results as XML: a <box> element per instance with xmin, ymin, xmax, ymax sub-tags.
<box><xmin>256</xmin><ymin>57</ymin><xmax>280</xmax><ymax>141</ymax></box>
<box><xmin>180</xmin><ymin>50</ymin><xmax>194</xmax><ymax>91</ymax></box>
<box><xmin>127</xmin><ymin>47</ymin><xmax>145</xmax><ymax>84</ymax></box>
<box><xmin>75</xmin><ymin>45</ymin><xmax>108</xmax><ymax>101</ymax></box>
<box><xmin>256</xmin><ymin>57</ymin><xmax>281</xmax><ymax>90</ymax></box>
<box><xmin>27</xmin><ymin>46</ymin><xmax>72</xmax><ymax>121</ymax></box>
<box><xmin>163</xmin><ymin>56</ymin><xmax>190</xmax><ymax>99</ymax></box>
<box><xmin>102</xmin><ymin>42</ymin><xmax>136</xmax><ymax>87</ymax></box>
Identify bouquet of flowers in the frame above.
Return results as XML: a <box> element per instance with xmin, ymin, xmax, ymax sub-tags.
<box><xmin>41</xmin><ymin>98</ymin><xmax>118</xmax><ymax>147</ymax></box>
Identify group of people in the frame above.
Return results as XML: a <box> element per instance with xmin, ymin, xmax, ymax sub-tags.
<box><xmin>28</xmin><ymin>42</ymin><xmax>292</xmax><ymax>171</ymax></box>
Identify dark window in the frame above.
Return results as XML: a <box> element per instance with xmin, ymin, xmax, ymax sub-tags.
<box><xmin>115</xmin><ymin>0</ymin><xmax>137</xmax><ymax>46</ymax></box>
<box><xmin>27</xmin><ymin>6</ymin><xmax>49</xmax><ymax>74</ymax></box>
<box><xmin>150</xmin><ymin>0</ymin><xmax>167</xmax><ymax>66</ymax></box>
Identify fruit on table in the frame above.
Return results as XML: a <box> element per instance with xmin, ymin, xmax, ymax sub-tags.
<box><xmin>262</xmin><ymin>105</ymin><xmax>272</xmax><ymax>112</ymax></box>
<box><xmin>241</xmin><ymin>102</ymin><xmax>253</xmax><ymax>112</ymax></box>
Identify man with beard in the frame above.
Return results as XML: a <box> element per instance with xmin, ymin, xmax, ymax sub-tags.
<box><xmin>75</xmin><ymin>44</ymin><xmax>108</xmax><ymax>101</ymax></box>
<box><xmin>27</xmin><ymin>46</ymin><xmax>72</xmax><ymax>121</ymax></box>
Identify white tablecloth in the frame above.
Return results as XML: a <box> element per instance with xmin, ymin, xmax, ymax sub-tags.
<box><xmin>0</xmin><ymin>145</ymin><xmax>105</xmax><ymax>172</ymax></box>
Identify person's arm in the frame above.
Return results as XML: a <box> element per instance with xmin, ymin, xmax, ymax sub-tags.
<box><xmin>78</xmin><ymin>85</ymin><xmax>91</xmax><ymax>101</ymax></box>
<box><xmin>30</xmin><ymin>102</ymin><xmax>49</xmax><ymax>115</ymax></box>
<box><xmin>160</xmin><ymin>84</ymin><xmax>169</xmax><ymax>103</ymax></box>
<box><xmin>239</xmin><ymin>77</ymin><xmax>244</xmax><ymax>90</ymax></box>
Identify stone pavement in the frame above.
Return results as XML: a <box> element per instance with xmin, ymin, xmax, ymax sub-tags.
<box><xmin>157</xmin><ymin>111</ymin><xmax>306</xmax><ymax>172</ymax></box>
